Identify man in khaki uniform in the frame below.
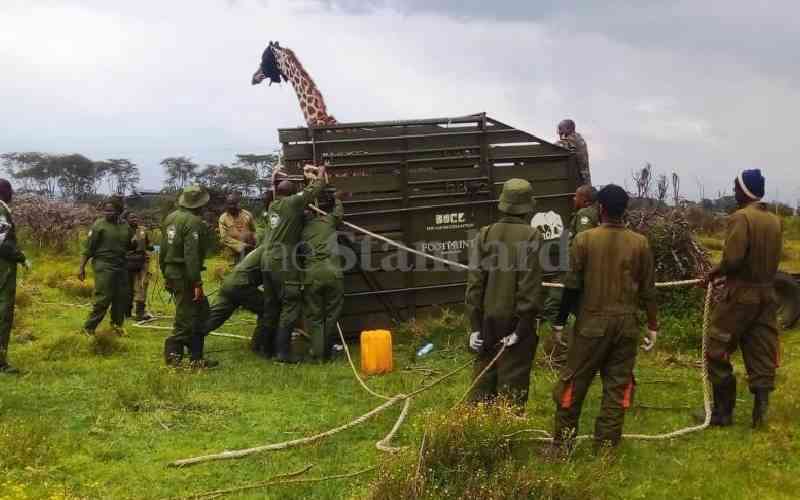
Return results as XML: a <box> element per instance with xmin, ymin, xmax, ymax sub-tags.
<box><xmin>704</xmin><ymin>169</ymin><xmax>782</xmax><ymax>428</ymax></box>
<box><xmin>218</xmin><ymin>193</ymin><xmax>257</xmax><ymax>263</ymax></box>
<box><xmin>465</xmin><ymin>178</ymin><xmax>543</xmax><ymax>411</ymax></box>
<box><xmin>557</xmin><ymin>119</ymin><xmax>590</xmax><ymax>186</ymax></box>
<box><xmin>551</xmin><ymin>184</ymin><xmax>658</xmax><ymax>452</ymax></box>
<box><xmin>125</xmin><ymin>212</ymin><xmax>153</xmax><ymax>321</ymax></box>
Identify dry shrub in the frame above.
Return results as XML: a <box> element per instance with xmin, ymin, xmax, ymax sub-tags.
<box><xmin>61</xmin><ymin>277</ymin><xmax>94</xmax><ymax>298</ymax></box>
<box><xmin>0</xmin><ymin>418</ymin><xmax>56</xmax><ymax>468</ymax></box>
<box><xmin>12</xmin><ymin>194</ymin><xmax>98</xmax><ymax>251</ymax></box>
<box><xmin>91</xmin><ymin>330</ymin><xmax>127</xmax><ymax>357</ymax></box>
<box><xmin>368</xmin><ymin>402</ymin><xmax>604</xmax><ymax>500</ymax></box>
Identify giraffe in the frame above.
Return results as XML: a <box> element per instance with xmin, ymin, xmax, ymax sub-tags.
<box><xmin>251</xmin><ymin>41</ymin><xmax>337</xmax><ymax>128</ymax></box>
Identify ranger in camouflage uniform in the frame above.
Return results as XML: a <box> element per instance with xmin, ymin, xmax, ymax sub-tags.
<box><xmin>702</xmin><ymin>169</ymin><xmax>782</xmax><ymax>428</ymax></box>
<box><xmin>160</xmin><ymin>185</ymin><xmax>216</xmax><ymax>368</ymax></box>
<box><xmin>466</xmin><ymin>178</ymin><xmax>543</xmax><ymax>411</ymax></box>
<box><xmin>0</xmin><ymin>179</ymin><xmax>29</xmax><ymax>374</ymax></box>
<box><xmin>551</xmin><ymin>184</ymin><xmax>658</xmax><ymax>452</ymax></box>
<box><xmin>557</xmin><ymin>119</ymin><xmax>591</xmax><ymax>187</ymax></box>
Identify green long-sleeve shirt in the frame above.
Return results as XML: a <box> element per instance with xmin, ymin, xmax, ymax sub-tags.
<box><xmin>0</xmin><ymin>201</ymin><xmax>25</xmax><ymax>265</ymax></box>
<box><xmin>160</xmin><ymin>208</ymin><xmax>210</xmax><ymax>284</ymax></box>
<box><xmin>718</xmin><ymin>202</ymin><xmax>782</xmax><ymax>285</ymax></box>
<box><xmin>82</xmin><ymin>218</ymin><xmax>133</xmax><ymax>271</ymax></box>
<box><xmin>301</xmin><ymin>199</ymin><xmax>343</xmax><ymax>270</ymax></box>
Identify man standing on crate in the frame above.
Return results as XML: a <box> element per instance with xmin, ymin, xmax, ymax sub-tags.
<box><xmin>465</xmin><ymin>178</ymin><xmax>543</xmax><ymax>411</ymax></box>
<box><xmin>160</xmin><ymin>185</ymin><xmax>216</xmax><ymax>368</ymax></box>
<box><xmin>301</xmin><ymin>188</ymin><xmax>344</xmax><ymax>361</ymax></box>
<box><xmin>550</xmin><ymin>184</ymin><xmax>658</xmax><ymax>454</ymax></box>
<box><xmin>261</xmin><ymin>165</ymin><xmax>327</xmax><ymax>363</ymax></box>
<box><xmin>0</xmin><ymin>179</ymin><xmax>30</xmax><ymax>374</ymax></box>
<box><xmin>557</xmin><ymin>119</ymin><xmax>590</xmax><ymax>186</ymax></box>
<box><xmin>78</xmin><ymin>196</ymin><xmax>133</xmax><ymax>337</ymax></box>
<box><xmin>700</xmin><ymin>169</ymin><xmax>782</xmax><ymax>428</ymax></box>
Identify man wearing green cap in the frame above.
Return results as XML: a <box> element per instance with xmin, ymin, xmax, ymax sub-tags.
<box><xmin>0</xmin><ymin>179</ymin><xmax>30</xmax><ymax>374</ymax></box>
<box><xmin>261</xmin><ymin>165</ymin><xmax>327</xmax><ymax>363</ymax></box>
<box><xmin>465</xmin><ymin>178</ymin><xmax>543</xmax><ymax>411</ymax></box>
<box><xmin>205</xmin><ymin>245</ymin><xmax>271</xmax><ymax>357</ymax></box>
<box><xmin>160</xmin><ymin>185</ymin><xmax>215</xmax><ymax>368</ymax></box>
<box><xmin>301</xmin><ymin>188</ymin><xmax>344</xmax><ymax>361</ymax></box>
<box><xmin>79</xmin><ymin>196</ymin><xmax>133</xmax><ymax>336</ymax></box>
<box><xmin>701</xmin><ymin>169</ymin><xmax>782</xmax><ymax>429</ymax></box>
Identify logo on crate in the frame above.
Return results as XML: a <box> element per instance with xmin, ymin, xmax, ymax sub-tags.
<box><xmin>427</xmin><ymin>211</ymin><xmax>475</xmax><ymax>232</ymax></box>
<box><xmin>531</xmin><ymin>211</ymin><xmax>564</xmax><ymax>240</ymax></box>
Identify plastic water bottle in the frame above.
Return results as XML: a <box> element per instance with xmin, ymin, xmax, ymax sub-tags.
<box><xmin>416</xmin><ymin>342</ymin><xmax>434</xmax><ymax>357</ymax></box>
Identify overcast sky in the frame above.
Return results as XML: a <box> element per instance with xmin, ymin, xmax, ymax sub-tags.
<box><xmin>2</xmin><ymin>0</ymin><xmax>798</xmax><ymax>201</ymax></box>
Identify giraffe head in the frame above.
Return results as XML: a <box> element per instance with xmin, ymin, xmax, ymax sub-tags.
<box><xmin>251</xmin><ymin>41</ymin><xmax>285</xmax><ymax>85</ymax></box>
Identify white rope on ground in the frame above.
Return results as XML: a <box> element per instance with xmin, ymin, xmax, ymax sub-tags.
<box><xmin>336</xmin><ymin>322</ymin><xmax>393</xmax><ymax>401</ymax></box>
<box><xmin>376</xmin><ymin>397</ymin><xmax>412</xmax><ymax>453</ymax></box>
<box><xmin>130</xmin><ymin>317</ymin><xmax>249</xmax><ymax>340</ymax></box>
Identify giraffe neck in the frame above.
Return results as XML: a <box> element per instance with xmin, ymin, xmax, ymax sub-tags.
<box><xmin>274</xmin><ymin>46</ymin><xmax>337</xmax><ymax>128</ymax></box>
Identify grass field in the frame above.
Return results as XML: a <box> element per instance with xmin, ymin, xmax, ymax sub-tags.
<box><xmin>1</xmin><ymin>251</ymin><xmax>799</xmax><ymax>499</ymax></box>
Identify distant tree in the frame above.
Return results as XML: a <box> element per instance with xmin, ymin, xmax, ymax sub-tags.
<box><xmin>235</xmin><ymin>153</ymin><xmax>279</xmax><ymax>194</ymax></box>
<box><xmin>194</xmin><ymin>164</ymin><xmax>225</xmax><ymax>191</ymax></box>
<box><xmin>1</xmin><ymin>152</ymin><xmax>60</xmax><ymax>197</ymax></box>
<box><xmin>195</xmin><ymin>164</ymin><xmax>258</xmax><ymax>195</ymax></box>
<box><xmin>671</xmin><ymin>172</ymin><xmax>681</xmax><ymax>206</ymax></box>
<box><xmin>656</xmin><ymin>174</ymin><xmax>668</xmax><ymax>205</ymax></box>
<box><xmin>632</xmin><ymin>163</ymin><xmax>653</xmax><ymax>201</ymax></box>
<box><xmin>98</xmin><ymin>158</ymin><xmax>140</xmax><ymax>195</ymax></box>
<box><xmin>161</xmin><ymin>156</ymin><xmax>198</xmax><ymax>192</ymax></box>
<box><xmin>56</xmin><ymin>154</ymin><xmax>98</xmax><ymax>200</ymax></box>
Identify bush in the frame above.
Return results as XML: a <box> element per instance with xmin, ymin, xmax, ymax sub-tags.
<box><xmin>115</xmin><ymin>370</ymin><xmax>189</xmax><ymax>412</ymax></box>
<box><xmin>656</xmin><ymin>287</ymin><xmax>706</xmax><ymax>351</ymax></box>
<box><xmin>12</xmin><ymin>195</ymin><xmax>97</xmax><ymax>251</ymax></box>
<box><xmin>90</xmin><ymin>330</ymin><xmax>127</xmax><ymax>356</ymax></box>
<box><xmin>367</xmin><ymin>403</ymin><xmax>605</xmax><ymax>500</ymax></box>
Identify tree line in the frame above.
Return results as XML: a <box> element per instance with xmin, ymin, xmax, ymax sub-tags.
<box><xmin>1</xmin><ymin>152</ymin><xmax>279</xmax><ymax>201</ymax></box>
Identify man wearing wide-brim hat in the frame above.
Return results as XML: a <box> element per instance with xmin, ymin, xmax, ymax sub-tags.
<box><xmin>465</xmin><ymin>178</ymin><xmax>543</xmax><ymax>411</ymax></box>
<box><xmin>160</xmin><ymin>185</ymin><xmax>217</xmax><ymax>368</ymax></box>
<box><xmin>701</xmin><ymin>168</ymin><xmax>783</xmax><ymax>428</ymax></box>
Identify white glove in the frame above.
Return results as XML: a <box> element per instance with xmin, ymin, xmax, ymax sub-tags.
<box><xmin>469</xmin><ymin>331</ymin><xmax>483</xmax><ymax>352</ymax></box>
<box><xmin>23</xmin><ymin>259</ymin><xmax>32</xmax><ymax>271</ymax></box>
<box><xmin>501</xmin><ymin>333</ymin><xmax>519</xmax><ymax>347</ymax></box>
<box><xmin>642</xmin><ymin>329</ymin><xmax>658</xmax><ymax>351</ymax></box>
<box><xmin>551</xmin><ymin>324</ymin><xmax>564</xmax><ymax>345</ymax></box>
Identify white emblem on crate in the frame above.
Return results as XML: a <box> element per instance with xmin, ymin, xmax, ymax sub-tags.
<box><xmin>531</xmin><ymin>211</ymin><xmax>564</xmax><ymax>240</ymax></box>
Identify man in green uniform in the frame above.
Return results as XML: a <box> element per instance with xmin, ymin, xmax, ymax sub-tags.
<box><xmin>465</xmin><ymin>178</ymin><xmax>543</xmax><ymax>411</ymax></box>
<box><xmin>125</xmin><ymin>212</ymin><xmax>153</xmax><ymax>321</ymax></box>
<box><xmin>548</xmin><ymin>185</ymin><xmax>600</xmax><ymax>366</ymax></box>
<box><xmin>301</xmin><ymin>189</ymin><xmax>344</xmax><ymax>361</ymax></box>
<box><xmin>261</xmin><ymin>165</ymin><xmax>326</xmax><ymax>363</ymax></box>
<box><xmin>79</xmin><ymin>196</ymin><xmax>133</xmax><ymax>336</ymax></box>
<box><xmin>703</xmin><ymin>169</ymin><xmax>782</xmax><ymax>428</ymax></box>
<box><xmin>557</xmin><ymin>119</ymin><xmax>590</xmax><ymax>186</ymax></box>
<box><xmin>0</xmin><ymin>179</ymin><xmax>30</xmax><ymax>374</ymax></box>
<box><xmin>205</xmin><ymin>246</ymin><xmax>271</xmax><ymax>356</ymax></box>
<box><xmin>551</xmin><ymin>184</ymin><xmax>658</xmax><ymax>453</ymax></box>
<box><xmin>160</xmin><ymin>185</ymin><xmax>216</xmax><ymax>368</ymax></box>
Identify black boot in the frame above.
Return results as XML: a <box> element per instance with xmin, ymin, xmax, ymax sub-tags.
<box><xmin>274</xmin><ymin>327</ymin><xmax>298</xmax><ymax>364</ymax></box>
<box><xmin>134</xmin><ymin>302</ymin><xmax>153</xmax><ymax>322</ymax></box>
<box><xmin>694</xmin><ymin>376</ymin><xmax>736</xmax><ymax>426</ymax></box>
<box><xmin>250</xmin><ymin>328</ymin><xmax>274</xmax><ymax>358</ymax></box>
<box><xmin>163</xmin><ymin>338</ymin><xmax>183</xmax><ymax>367</ymax></box>
<box><xmin>189</xmin><ymin>336</ymin><xmax>219</xmax><ymax>369</ymax></box>
<box><xmin>752</xmin><ymin>389</ymin><xmax>770</xmax><ymax>429</ymax></box>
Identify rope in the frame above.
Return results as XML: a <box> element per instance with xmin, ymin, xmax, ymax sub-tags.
<box><xmin>308</xmin><ymin>205</ymin><xmax>702</xmax><ymax>289</ymax></box>
<box><xmin>130</xmin><ymin>317</ymin><xmax>248</xmax><ymax>340</ymax></box>
<box><xmin>453</xmin><ymin>343</ymin><xmax>507</xmax><ymax>408</ymax></box>
<box><xmin>336</xmin><ymin>322</ymin><xmax>392</xmax><ymax>401</ymax></box>
<box><xmin>376</xmin><ymin>397</ymin><xmax>412</xmax><ymax>453</ymax></box>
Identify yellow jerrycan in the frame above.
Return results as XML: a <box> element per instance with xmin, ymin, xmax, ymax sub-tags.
<box><xmin>360</xmin><ymin>329</ymin><xmax>393</xmax><ymax>375</ymax></box>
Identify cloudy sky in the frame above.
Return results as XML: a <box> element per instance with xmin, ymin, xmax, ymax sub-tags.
<box><xmin>2</xmin><ymin>0</ymin><xmax>798</xmax><ymax>201</ymax></box>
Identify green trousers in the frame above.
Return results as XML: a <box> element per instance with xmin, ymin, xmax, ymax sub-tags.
<box><xmin>553</xmin><ymin>314</ymin><xmax>639</xmax><ymax>447</ymax></box>
<box><xmin>207</xmin><ymin>285</ymin><xmax>266</xmax><ymax>345</ymax></box>
<box><xmin>468</xmin><ymin>315</ymin><xmax>539</xmax><ymax>411</ymax></box>
<box><xmin>262</xmin><ymin>268</ymin><xmax>302</xmax><ymax>331</ymax></box>
<box><xmin>707</xmin><ymin>286</ymin><xmax>780</xmax><ymax>392</ymax></box>
<box><xmin>84</xmin><ymin>265</ymin><xmax>129</xmax><ymax>331</ymax></box>
<box><xmin>0</xmin><ymin>264</ymin><xmax>16</xmax><ymax>366</ymax></box>
<box><xmin>167</xmin><ymin>277</ymin><xmax>210</xmax><ymax>347</ymax></box>
<box><xmin>303</xmin><ymin>266</ymin><xmax>343</xmax><ymax>360</ymax></box>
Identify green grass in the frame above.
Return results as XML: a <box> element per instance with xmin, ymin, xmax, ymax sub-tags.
<box><xmin>1</xmin><ymin>253</ymin><xmax>800</xmax><ymax>499</ymax></box>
